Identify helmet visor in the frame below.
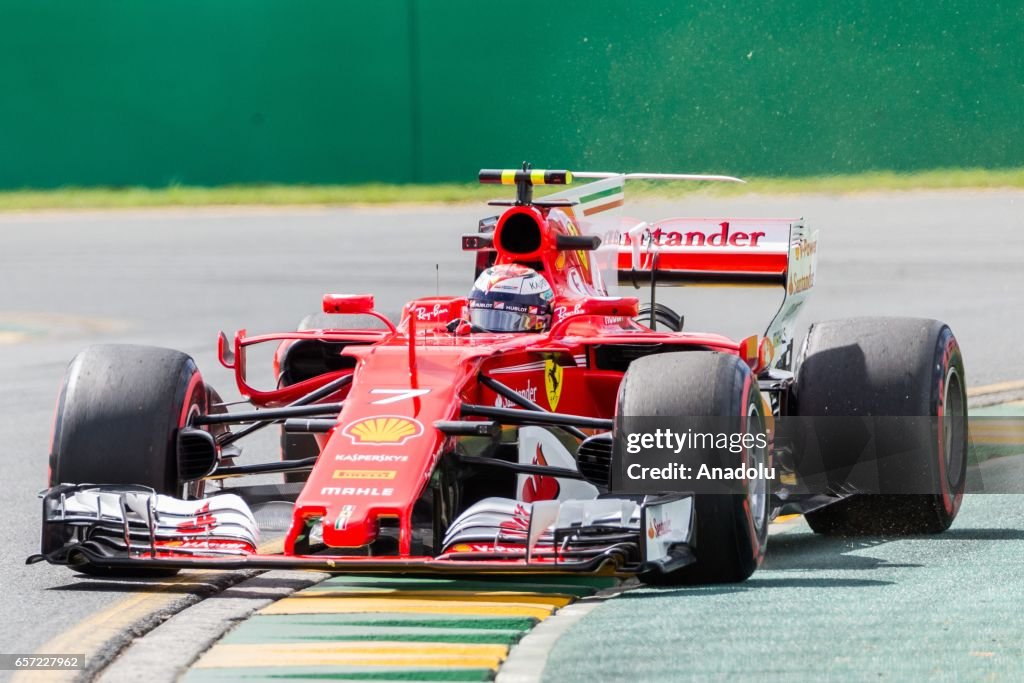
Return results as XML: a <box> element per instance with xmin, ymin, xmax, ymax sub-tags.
<box><xmin>469</xmin><ymin>307</ymin><xmax>549</xmax><ymax>333</ymax></box>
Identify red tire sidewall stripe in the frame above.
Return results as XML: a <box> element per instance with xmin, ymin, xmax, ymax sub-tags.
<box><xmin>936</xmin><ymin>332</ymin><xmax>963</xmax><ymax>517</ymax></box>
<box><xmin>739</xmin><ymin>370</ymin><xmax>765</xmax><ymax>563</ymax></box>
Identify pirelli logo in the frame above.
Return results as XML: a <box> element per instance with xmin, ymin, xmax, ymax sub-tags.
<box><xmin>332</xmin><ymin>469</ymin><xmax>396</xmax><ymax>480</ymax></box>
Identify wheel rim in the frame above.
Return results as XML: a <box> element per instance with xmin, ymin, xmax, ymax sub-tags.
<box><xmin>942</xmin><ymin>366</ymin><xmax>966</xmax><ymax>491</ymax></box>
<box><xmin>746</xmin><ymin>402</ymin><xmax>768</xmax><ymax>535</ymax></box>
<box><xmin>182</xmin><ymin>397</ymin><xmax>206</xmax><ymax>500</ymax></box>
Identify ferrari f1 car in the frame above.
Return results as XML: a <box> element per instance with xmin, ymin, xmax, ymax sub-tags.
<box><xmin>30</xmin><ymin>166</ymin><xmax>968</xmax><ymax>585</ymax></box>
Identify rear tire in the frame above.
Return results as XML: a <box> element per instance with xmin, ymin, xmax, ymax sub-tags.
<box><xmin>795</xmin><ymin>318</ymin><xmax>967</xmax><ymax>535</ymax></box>
<box><xmin>613</xmin><ymin>352</ymin><xmax>769</xmax><ymax>585</ymax></box>
<box><xmin>50</xmin><ymin>344</ymin><xmax>209</xmax><ymax>576</ymax></box>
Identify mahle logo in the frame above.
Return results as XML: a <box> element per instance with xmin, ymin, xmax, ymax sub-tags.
<box><xmin>320</xmin><ymin>486</ymin><xmax>394</xmax><ymax>496</ymax></box>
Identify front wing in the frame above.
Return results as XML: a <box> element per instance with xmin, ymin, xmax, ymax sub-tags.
<box><xmin>29</xmin><ymin>485</ymin><xmax>696</xmax><ymax>577</ymax></box>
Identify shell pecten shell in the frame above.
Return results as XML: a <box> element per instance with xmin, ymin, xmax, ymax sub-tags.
<box><xmin>342</xmin><ymin>416</ymin><xmax>424</xmax><ymax>445</ymax></box>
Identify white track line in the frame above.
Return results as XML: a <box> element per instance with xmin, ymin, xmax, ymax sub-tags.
<box><xmin>496</xmin><ymin>582</ymin><xmax>636</xmax><ymax>683</ymax></box>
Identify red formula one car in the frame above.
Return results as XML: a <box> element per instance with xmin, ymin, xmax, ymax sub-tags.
<box><xmin>30</xmin><ymin>166</ymin><xmax>968</xmax><ymax>585</ymax></box>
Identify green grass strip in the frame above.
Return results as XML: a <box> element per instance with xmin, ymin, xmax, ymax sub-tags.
<box><xmin>308</xmin><ymin>576</ymin><xmax>604</xmax><ymax>597</ymax></box>
<box><xmin>240</xmin><ymin>613</ymin><xmax>537</xmax><ymax>631</ymax></box>
<box><xmin>184</xmin><ymin>666</ymin><xmax>494</xmax><ymax>681</ymax></box>
<box><xmin>0</xmin><ymin>183</ymin><xmax>495</xmax><ymax>211</ymax></box>
<box><xmin>624</xmin><ymin>167</ymin><xmax>1024</xmax><ymax>198</ymax></box>
<box><xmin>222</xmin><ymin>624</ymin><xmax>522</xmax><ymax>645</ymax></box>
<box><xmin>4</xmin><ymin>167</ymin><xmax>1024</xmax><ymax>211</ymax></box>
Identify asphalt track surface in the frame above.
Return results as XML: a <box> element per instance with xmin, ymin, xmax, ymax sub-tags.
<box><xmin>1</xmin><ymin>190</ymin><xmax>1022</xmax><ymax>680</ymax></box>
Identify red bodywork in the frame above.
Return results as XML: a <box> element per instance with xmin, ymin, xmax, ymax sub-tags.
<box><xmin>217</xmin><ymin>202</ymin><xmax>745</xmax><ymax>560</ymax></box>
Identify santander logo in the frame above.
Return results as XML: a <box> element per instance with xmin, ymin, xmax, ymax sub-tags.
<box><xmin>494</xmin><ymin>380</ymin><xmax>537</xmax><ymax>407</ymax></box>
<box><xmin>622</xmin><ymin>222</ymin><xmax>766</xmax><ymax>248</ymax></box>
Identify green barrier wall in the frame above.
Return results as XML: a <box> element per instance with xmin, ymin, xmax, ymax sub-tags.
<box><xmin>2</xmin><ymin>1</ymin><xmax>1021</xmax><ymax>188</ymax></box>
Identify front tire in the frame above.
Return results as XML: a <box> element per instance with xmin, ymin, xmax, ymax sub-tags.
<box><xmin>613</xmin><ymin>352</ymin><xmax>769</xmax><ymax>585</ymax></box>
<box><xmin>50</xmin><ymin>344</ymin><xmax>209</xmax><ymax>575</ymax></box>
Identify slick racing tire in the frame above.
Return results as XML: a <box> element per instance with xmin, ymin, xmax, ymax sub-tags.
<box><xmin>613</xmin><ymin>352</ymin><xmax>770</xmax><ymax>585</ymax></box>
<box><xmin>50</xmin><ymin>344</ymin><xmax>210</xmax><ymax>576</ymax></box>
<box><xmin>795</xmin><ymin>318</ymin><xmax>967</xmax><ymax>535</ymax></box>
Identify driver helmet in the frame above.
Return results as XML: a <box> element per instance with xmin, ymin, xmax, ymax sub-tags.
<box><xmin>468</xmin><ymin>264</ymin><xmax>554</xmax><ymax>332</ymax></box>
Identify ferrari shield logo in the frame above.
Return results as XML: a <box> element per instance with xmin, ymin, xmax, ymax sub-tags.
<box><xmin>544</xmin><ymin>360</ymin><xmax>563</xmax><ymax>411</ymax></box>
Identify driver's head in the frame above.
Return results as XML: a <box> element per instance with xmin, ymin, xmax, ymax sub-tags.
<box><xmin>468</xmin><ymin>265</ymin><xmax>553</xmax><ymax>333</ymax></box>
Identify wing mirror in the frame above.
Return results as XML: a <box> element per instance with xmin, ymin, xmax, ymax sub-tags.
<box><xmin>322</xmin><ymin>294</ymin><xmax>375</xmax><ymax>314</ymax></box>
<box><xmin>550</xmin><ymin>296</ymin><xmax>640</xmax><ymax>335</ymax></box>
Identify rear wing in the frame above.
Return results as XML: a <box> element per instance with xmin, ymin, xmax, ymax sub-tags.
<box><xmin>617</xmin><ymin>218</ymin><xmax>812</xmax><ymax>288</ymax></box>
<box><xmin>622</xmin><ymin>218</ymin><xmax>817</xmax><ymax>369</ymax></box>
<box><xmin>512</xmin><ymin>169</ymin><xmax>818</xmax><ymax>369</ymax></box>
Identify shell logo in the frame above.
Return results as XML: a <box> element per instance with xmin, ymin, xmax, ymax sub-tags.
<box><xmin>342</xmin><ymin>416</ymin><xmax>424</xmax><ymax>446</ymax></box>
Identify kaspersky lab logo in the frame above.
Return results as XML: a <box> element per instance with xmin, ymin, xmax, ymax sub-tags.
<box><xmin>342</xmin><ymin>416</ymin><xmax>424</xmax><ymax>446</ymax></box>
